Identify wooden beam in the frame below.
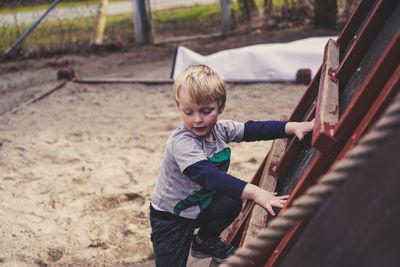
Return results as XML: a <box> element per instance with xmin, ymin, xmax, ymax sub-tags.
<box><xmin>276</xmin><ymin>106</ymin><xmax>315</xmax><ymax>178</ymax></box>
<box><xmin>267</xmin><ymin>74</ymin><xmax>399</xmax><ymax>266</ymax></box>
<box><xmin>335</xmin><ymin>65</ymin><xmax>400</xmax><ymax>163</ymax></box>
<box><xmin>220</xmin><ymin>152</ymin><xmax>270</xmax><ymax>246</ymax></box>
<box><xmin>312</xmin><ymin>38</ymin><xmax>339</xmax><ymax>155</ymax></box>
<box><xmin>263</xmin><ymin>31</ymin><xmax>400</xmax><ymax>267</ymax></box>
<box><xmin>334</xmin><ymin>28</ymin><xmax>400</xmax><ymax>141</ymax></box>
<box><xmin>336</xmin><ymin>0</ymin><xmax>397</xmax><ymax>84</ymax></box>
<box><xmin>74</xmin><ymin>77</ymin><xmax>173</xmax><ymax>84</ymax></box>
<box><xmin>336</xmin><ymin>0</ymin><xmax>375</xmax><ymax>49</ymax></box>
<box><xmin>241</xmin><ymin>116</ymin><xmax>289</xmax><ymax>247</ymax></box>
<box><xmin>276</xmin><ymin>124</ymin><xmax>400</xmax><ymax>266</ymax></box>
<box><xmin>212</xmin><ymin>151</ymin><xmax>272</xmax><ymax>266</ymax></box>
<box><xmin>251</xmin><ymin>2</ymin><xmax>400</xmax><ymax>266</ymax></box>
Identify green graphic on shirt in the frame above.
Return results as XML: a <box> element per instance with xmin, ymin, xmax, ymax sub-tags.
<box><xmin>207</xmin><ymin>147</ymin><xmax>231</xmax><ymax>172</ymax></box>
<box><xmin>173</xmin><ymin>189</ymin><xmax>215</xmax><ymax>216</ymax></box>
<box><xmin>173</xmin><ymin>147</ymin><xmax>231</xmax><ymax>216</ymax></box>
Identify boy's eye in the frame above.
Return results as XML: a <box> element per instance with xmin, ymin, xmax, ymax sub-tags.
<box><xmin>183</xmin><ymin>111</ymin><xmax>193</xmax><ymax>115</ymax></box>
<box><xmin>201</xmin><ymin>108</ymin><xmax>213</xmax><ymax>114</ymax></box>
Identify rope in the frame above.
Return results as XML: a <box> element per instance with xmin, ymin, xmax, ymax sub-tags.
<box><xmin>221</xmin><ymin>97</ymin><xmax>400</xmax><ymax>267</ymax></box>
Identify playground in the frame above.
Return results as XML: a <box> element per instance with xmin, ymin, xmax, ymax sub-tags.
<box><xmin>0</xmin><ymin>27</ymin><xmax>321</xmax><ymax>266</ymax></box>
<box><xmin>1</xmin><ymin>0</ymin><xmax>399</xmax><ymax>266</ymax></box>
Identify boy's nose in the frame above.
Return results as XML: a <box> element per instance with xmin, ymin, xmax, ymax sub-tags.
<box><xmin>194</xmin><ymin>113</ymin><xmax>202</xmax><ymax>122</ymax></box>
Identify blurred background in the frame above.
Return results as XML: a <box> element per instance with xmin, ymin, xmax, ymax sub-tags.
<box><xmin>0</xmin><ymin>0</ymin><xmax>358</xmax><ymax>59</ymax></box>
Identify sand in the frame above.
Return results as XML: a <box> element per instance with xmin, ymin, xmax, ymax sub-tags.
<box><xmin>0</xmin><ymin>29</ymin><xmax>318</xmax><ymax>266</ymax></box>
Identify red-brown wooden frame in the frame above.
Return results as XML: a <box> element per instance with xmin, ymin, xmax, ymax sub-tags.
<box><xmin>263</xmin><ymin>28</ymin><xmax>400</xmax><ymax>267</ymax></box>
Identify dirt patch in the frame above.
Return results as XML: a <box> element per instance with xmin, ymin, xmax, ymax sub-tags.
<box><xmin>0</xmin><ymin>27</ymin><xmax>338</xmax><ymax>266</ymax></box>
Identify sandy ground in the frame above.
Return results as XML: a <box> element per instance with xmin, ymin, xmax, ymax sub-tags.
<box><xmin>0</xmin><ymin>28</ymin><xmax>331</xmax><ymax>266</ymax></box>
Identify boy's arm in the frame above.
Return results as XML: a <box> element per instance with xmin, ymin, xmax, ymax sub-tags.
<box><xmin>243</xmin><ymin>120</ymin><xmax>314</xmax><ymax>142</ymax></box>
<box><xmin>183</xmin><ymin>160</ymin><xmax>288</xmax><ymax>215</ymax></box>
<box><xmin>243</xmin><ymin>121</ymin><xmax>289</xmax><ymax>142</ymax></box>
<box><xmin>183</xmin><ymin>160</ymin><xmax>247</xmax><ymax>200</ymax></box>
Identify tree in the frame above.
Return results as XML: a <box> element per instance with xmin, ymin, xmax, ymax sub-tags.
<box><xmin>314</xmin><ymin>0</ymin><xmax>337</xmax><ymax>29</ymax></box>
<box><xmin>238</xmin><ymin>0</ymin><xmax>257</xmax><ymax>21</ymax></box>
<box><xmin>264</xmin><ymin>0</ymin><xmax>273</xmax><ymax>13</ymax></box>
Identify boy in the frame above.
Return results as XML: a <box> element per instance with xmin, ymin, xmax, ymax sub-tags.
<box><xmin>150</xmin><ymin>64</ymin><xmax>314</xmax><ymax>266</ymax></box>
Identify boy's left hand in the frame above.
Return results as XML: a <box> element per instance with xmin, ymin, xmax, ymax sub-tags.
<box><xmin>253</xmin><ymin>188</ymin><xmax>289</xmax><ymax>216</ymax></box>
<box><xmin>242</xmin><ymin>184</ymin><xmax>289</xmax><ymax>216</ymax></box>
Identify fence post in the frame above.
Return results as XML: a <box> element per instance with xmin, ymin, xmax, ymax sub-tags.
<box><xmin>132</xmin><ymin>0</ymin><xmax>153</xmax><ymax>44</ymax></box>
<box><xmin>92</xmin><ymin>0</ymin><xmax>109</xmax><ymax>45</ymax></box>
<box><xmin>220</xmin><ymin>0</ymin><xmax>232</xmax><ymax>36</ymax></box>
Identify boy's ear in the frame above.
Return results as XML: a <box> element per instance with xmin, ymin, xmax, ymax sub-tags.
<box><xmin>218</xmin><ymin>105</ymin><xmax>225</xmax><ymax>114</ymax></box>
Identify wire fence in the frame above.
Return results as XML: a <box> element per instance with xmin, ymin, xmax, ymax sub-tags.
<box><xmin>0</xmin><ymin>0</ymin><xmax>135</xmax><ymax>58</ymax></box>
<box><xmin>150</xmin><ymin>0</ymin><xmax>221</xmax><ymax>41</ymax></box>
<box><xmin>0</xmin><ymin>0</ymin><xmax>357</xmax><ymax>59</ymax></box>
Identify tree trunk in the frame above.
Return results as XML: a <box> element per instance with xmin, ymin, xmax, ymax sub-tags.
<box><xmin>264</xmin><ymin>0</ymin><xmax>273</xmax><ymax>13</ymax></box>
<box><xmin>314</xmin><ymin>0</ymin><xmax>337</xmax><ymax>29</ymax></box>
<box><xmin>238</xmin><ymin>0</ymin><xmax>257</xmax><ymax>21</ymax></box>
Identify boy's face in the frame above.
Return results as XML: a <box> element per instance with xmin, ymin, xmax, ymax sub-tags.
<box><xmin>178</xmin><ymin>92</ymin><xmax>223</xmax><ymax>141</ymax></box>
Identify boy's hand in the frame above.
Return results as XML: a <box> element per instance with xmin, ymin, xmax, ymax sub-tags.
<box><xmin>241</xmin><ymin>184</ymin><xmax>289</xmax><ymax>216</ymax></box>
<box><xmin>255</xmin><ymin>191</ymin><xmax>289</xmax><ymax>216</ymax></box>
<box><xmin>285</xmin><ymin>119</ymin><xmax>315</xmax><ymax>141</ymax></box>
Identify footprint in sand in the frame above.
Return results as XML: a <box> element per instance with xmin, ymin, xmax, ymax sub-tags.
<box><xmin>65</xmin><ymin>132</ymin><xmax>84</xmax><ymax>143</ymax></box>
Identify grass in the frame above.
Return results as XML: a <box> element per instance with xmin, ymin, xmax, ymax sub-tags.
<box><xmin>150</xmin><ymin>0</ymin><xmax>290</xmax><ymax>26</ymax></box>
<box><xmin>0</xmin><ymin>0</ymin><xmax>220</xmax><ymax>52</ymax></box>
<box><xmin>0</xmin><ymin>0</ymin><xmax>315</xmax><ymax>54</ymax></box>
<box><xmin>0</xmin><ymin>12</ymin><xmax>133</xmax><ymax>51</ymax></box>
<box><xmin>152</xmin><ymin>3</ymin><xmax>221</xmax><ymax>25</ymax></box>
<box><xmin>0</xmin><ymin>18</ymin><xmax>92</xmax><ymax>50</ymax></box>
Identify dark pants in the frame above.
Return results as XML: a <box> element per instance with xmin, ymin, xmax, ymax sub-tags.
<box><xmin>150</xmin><ymin>192</ymin><xmax>242</xmax><ymax>267</ymax></box>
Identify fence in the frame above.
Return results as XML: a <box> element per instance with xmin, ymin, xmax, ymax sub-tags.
<box><xmin>0</xmin><ymin>0</ymin><xmax>135</xmax><ymax>58</ymax></box>
<box><xmin>0</xmin><ymin>0</ymin><xmax>356</xmax><ymax>59</ymax></box>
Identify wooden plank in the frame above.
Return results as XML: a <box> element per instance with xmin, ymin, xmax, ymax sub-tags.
<box><xmin>210</xmin><ymin>151</ymin><xmax>273</xmax><ymax>266</ymax></box>
<box><xmin>264</xmin><ymin>149</ymin><xmax>340</xmax><ymax>266</ymax></box>
<box><xmin>5</xmin><ymin>81</ymin><xmax>67</xmax><ymax>116</ymax></box>
<box><xmin>219</xmin><ymin>2</ymin><xmax>398</xmax><ymax>265</ymax></box>
<box><xmin>219</xmin><ymin>151</ymin><xmax>269</xmax><ymax>246</ymax></box>
<box><xmin>213</xmin><ymin>116</ymin><xmax>288</xmax><ymax>266</ymax></box>
<box><xmin>335</xmin><ymin>28</ymin><xmax>400</xmax><ymax>141</ymax></box>
<box><xmin>336</xmin><ymin>0</ymin><xmax>397</xmax><ymax>84</ymax></box>
<box><xmin>276</xmin><ymin>106</ymin><xmax>315</xmax><ymax>178</ymax></box>
<box><xmin>312</xmin><ymin>39</ymin><xmax>339</xmax><ymax>155</ymax></box>
<box><xmin>74</xmin><ymin>77</ymin><xmax>174</xmax><ymax>84</ymax></box>
<box><xmin>335</xmin><ymin>65</ymin><xmax>400</xmax><ymax>163</ymax></box>
<box><xmin>263</xmin><ymin>13</ymin><xmax>400</xmax><ymax>267</ymax></box>
<box><xmin>241</xmin><ymin>123</ymin><xmax>288</xmax><ymax>247</ymax></box>
<box><xmin>336</xmin><ymin>0</ymin><xmax>375</xmax><ymax>52</ymax></box>
<box><xmin>278</xmin><ymin>126</ymin><xmax>400</xmax><ymax>267</ymax></box>
<box><xmin>269</xmin><ymin>76</ymin><xmax>400</xmax><ymax>267</ymax></box>
<box><xmin>264</xmin><ymin>30</ymin><xmax>400</xmax><ymax>267</ymax></box>
<box><xmin>338</xmin><ymin>3</ymin><xmax>400</xmax><ymax>117</ymax></box>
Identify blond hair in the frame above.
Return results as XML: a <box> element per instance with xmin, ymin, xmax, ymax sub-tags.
<box><xmin>173</xmin><ymin>64</ymin><xmax>226</xmax><ymax>112</ymax></box>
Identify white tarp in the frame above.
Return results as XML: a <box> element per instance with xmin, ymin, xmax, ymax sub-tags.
<box><xmin>171</xmin><ymin>36</ymin><xmax>337</xmax><ymax>82</ymax></box>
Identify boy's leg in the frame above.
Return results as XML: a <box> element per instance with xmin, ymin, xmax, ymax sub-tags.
<box><xmin>191</xmin><ymin>193</ymin><xmax>242</xmax><ymax>263</ymax></box>
<box><xmin>150</xmin><ymin>205</ymin><xmax>195</xmax><ymax>267</ymax></box>
<box><xmin>196</xmin><ymin>192</ymin><xmax>242</xmax><ymax>239</ymax></box>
